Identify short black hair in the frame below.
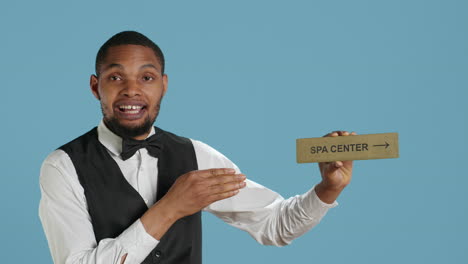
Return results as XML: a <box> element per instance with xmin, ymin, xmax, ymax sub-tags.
<box><xmin>95</xmin><ymin>31</ymin><xmax>165</xmax><ymax>76</ymax></box>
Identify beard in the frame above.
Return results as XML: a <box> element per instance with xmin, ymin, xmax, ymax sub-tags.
<box><xmin>104</xmin><ymin>114</ymin><xmax>155</xmax><ymax>139</ymax></box>
<box><xmin>102</xmin><ymin>98</ymin><xmax>163</xmax><ymax>139</ymax></box>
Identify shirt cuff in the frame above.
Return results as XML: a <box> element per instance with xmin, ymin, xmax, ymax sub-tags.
<box><xmin>300</xmin><ymin>186</ymin><xmax>338</xmax><ymax>219</ymax></box>
<box><xmin>115</xmin><ymin>219</ymin><xmax>159</xmax><ymax>263</ymax></box>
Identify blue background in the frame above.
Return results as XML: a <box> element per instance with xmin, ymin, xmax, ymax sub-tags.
<box><xmin>1</xmin><ymin>0</ymin><xmax>467</xmax><ymax>263</ymax></box>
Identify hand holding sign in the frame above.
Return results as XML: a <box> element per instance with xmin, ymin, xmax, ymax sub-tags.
<box><xmin>298</xmin><ymin>131</ymin><xmax>399</xmax><ymax>203</ymax></box>
<box><xmin>315</xmin><ymin>131</ymin><xmax>356</xmax><ymax>204</ymax></box>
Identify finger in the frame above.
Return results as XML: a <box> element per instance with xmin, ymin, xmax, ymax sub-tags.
<box><xmin>318</xmin><ymin>161</ymin><xmax>332</xmax><ymax>170</ymax></box>
<box><xmin>321</xmin><ymin>161</ymin><xmax>342</xmax><ymax>170</ymax></box>
<box><xmin>205</xmin><ymin>174</ymin><xmax>246</xmax><ymax>186</ymax></box>
<box><xmin>197</xmin><ymin>168</ymin><xmax>237</xmax><ymax>178</ymax></box>
<box><xmin>323</xmin><ymin>131</ymin><xmax>339</xmax><ymax>137</ymax></box>
<box><xmin>209</xmin><ymin>189</ymin><xmax>241</xmax><ymax>203</ymax></box>
<box><xmin>334</xmin><ymin>161</ymin><xmax>343</xmax><ymax>168</ymax></box>
<box><xmin>342</xmin><ymin>160</ymin><xmax>354</xmax><ymax>169</ymax></box>
<box><xmin>335</xmin><ymin>131</ymin><xmax>350</xmax><ymax>136</ymax></box>
<box><xmin>324</xmin><ymin>130</ymin><xmax>357</xmax><ymax>137</ymax></box>
<box><xmin>209</xmin><ymin>181</ymin><xmax>246</xmax><ymax>195</ymax></box>
<box><xmin>319</xmin><ymin>161</ymin><xmax>331</xmax><ymax>168</ymax></box>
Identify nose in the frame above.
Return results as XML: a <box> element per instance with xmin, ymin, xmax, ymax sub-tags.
<box><xmin>122</xmin><ymin>79</ymin><xmax>141</xmax><ymax>97</ymax></box>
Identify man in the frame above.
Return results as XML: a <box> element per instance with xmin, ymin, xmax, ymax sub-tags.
<box><xmin>39</xmin><ymin>31</ymin><xmax>355</xmax><ymax>264</ymax></box>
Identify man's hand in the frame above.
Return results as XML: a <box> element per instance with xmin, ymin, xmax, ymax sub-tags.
<box><xmin>315</xmin><ymin>131</ymin><xmax>356</xmax><ymax>204</ymax></box>
<box><xmin>141</xmin><ymin>168</ymin><xmax>246</xmax><ymax>239</ymax></box>
<box><xmin>162</xmin><ymin>168</ymin><xmax>246</xmax><ymax>218</ymax></box>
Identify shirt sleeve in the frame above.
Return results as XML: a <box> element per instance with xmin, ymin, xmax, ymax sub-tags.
<box><xmin>192</xmin><ymin>139</ymin><xmax>337</xmax><ymax>247</ymax></box>
<box><xmin>38</xmin><ymin>150</ymin><xmax>158</xmax><ymax>264</ymax></box>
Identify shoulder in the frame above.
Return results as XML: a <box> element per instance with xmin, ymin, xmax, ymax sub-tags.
<box><xmin>59</xmin><ymin>128</ymin><xmax>98</xmax><ymax>154</ymax></box>
<box><xmin>41</xmin><ymin>149</ymin><xmax>73</xmax><ymax>172</ymax></box>
<box><xmin>40</xmin><ymin>149</ymin><xmax>84</xmax><ymax>198</ymax></box>
<box><xmin>42</xmin><ymin>127</ymin><xmax>97</xmax><ymax>178</ymax></box>
<box><xmin>156</xmin><ymin>127</ymin><xmax>192</xmax><ymax>146</ymax></box>
<box><xmin>190</xmin><ymin>139</ymin><xmax>241</xmax><ymax>173</ymax></box>
<box><xmin>155</xmin><ymin>127</ymin><xmax>241</xmax><ymax>172</ymax></box>
<box><xmin>190</xmin><ymin>139</ymin><xmax>222</xmax><ymax>157</ymax></box>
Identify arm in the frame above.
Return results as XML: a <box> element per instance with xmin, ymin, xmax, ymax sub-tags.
<box><xmin>39</xmin><ymin>151</ymin><xmax>156</xmax><ymax>264</ymax></box>
<box><xmin>194</xmin><ymin>132</ymin><xmax>354</xmax><ymax>246</ymax></box>
<box><xmin>205</xmin><ymin>179</ymin><xmax>336</xmax><ymax>246</ymax></box>
<box><xmin>39</xmin><ymin>150</ymin><xmax>245</xmax><ymax>263</ymax></box>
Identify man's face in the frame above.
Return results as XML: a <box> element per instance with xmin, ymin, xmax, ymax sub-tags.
<box><xmin>90</xmin><ymin>45</ymin><xmax>168</xmax><ymax>139</ymax></box>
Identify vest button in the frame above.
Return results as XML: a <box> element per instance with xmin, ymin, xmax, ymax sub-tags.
<box><xmin>155</xmin><ymin>250</ymin><xmax>162</xmax><ymax>258</ymax></box>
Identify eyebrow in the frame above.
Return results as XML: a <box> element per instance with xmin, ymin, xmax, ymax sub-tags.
<box><xmin>101</xmin><ymin>63</ymin><xmax>124</xmax><ymax>73</ymax></box>
<box><xmin>140</xmin><ymin>64</ymin><xmax>160</xmax><ymax>72</ymax></box>
<box><xmin>101</xmin><ymin>63</ymin><xmax>160</xmax><ymax>73</ymax></box>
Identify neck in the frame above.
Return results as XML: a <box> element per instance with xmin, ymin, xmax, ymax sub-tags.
<box><xmin>132</xmin><ymin>132</ymin><xmax>150</xmax><ymax>141</ymax></box>
<box><xmin>103</xmin><ymin>119</ymin><xmax>153</xmax><ymax>141</ymax></box>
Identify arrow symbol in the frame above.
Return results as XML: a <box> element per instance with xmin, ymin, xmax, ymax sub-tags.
<box><xmin>373</xmin><ymin>142</ymin><xmax>390</xmax><ymax>149</ymax></box>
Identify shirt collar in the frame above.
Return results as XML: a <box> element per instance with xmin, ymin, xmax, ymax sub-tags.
<box><xmin>97</xmin><ymin>120</ymin><xmax>156</xmax><ymax>157</ymax></box>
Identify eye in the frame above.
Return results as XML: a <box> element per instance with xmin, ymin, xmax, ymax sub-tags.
<box><xmin>142</xmin><ymin>75</ymin><xmax>154</xmax><ymax>81</ymax></box>
<box><xmin>109</xmin><ymin>75</ymin><xmax>122</xmax><ymax>81</ymax></box>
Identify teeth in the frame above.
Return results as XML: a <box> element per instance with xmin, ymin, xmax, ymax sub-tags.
<box><xmin>119</xmin><ymin>105</ymin><xmax>142</xmax><ymax>110</ymax></box>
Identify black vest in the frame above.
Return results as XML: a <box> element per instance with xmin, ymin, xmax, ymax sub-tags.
<box><xmin>59</xmin><ymin>127</ymin><xmax>201</xmax><ymax>264</ymax></box>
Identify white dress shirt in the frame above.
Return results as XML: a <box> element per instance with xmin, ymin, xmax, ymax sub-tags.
<box><xmin>39</xmin><ymin>121</ymin><xmax>337</xmax><ymax>264</ymax></box>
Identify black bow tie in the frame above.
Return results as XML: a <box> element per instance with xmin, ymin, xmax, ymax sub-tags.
<box><xmin>121</xmin><ymin>134</ymin><xmax>163</xmax><ymax>160</ymax></box>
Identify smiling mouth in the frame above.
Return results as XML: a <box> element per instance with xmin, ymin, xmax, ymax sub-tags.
<box><xmin>115</xmin><ymin>103</ymin><xmax>147</xmax><ymax>120</ymax></box>
<box><xmin>118</xmin><ymin>105</ymin><xmax>144</xmax><ymax>114</ymax></box>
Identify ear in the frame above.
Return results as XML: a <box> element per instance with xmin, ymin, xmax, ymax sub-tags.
<box><xmin>90</xmin><ymin>74</ymin><xmax>100</xmax><ymax>100</ymax></box>
<box><xmin>162</xmin><ymin>74</ymin><xmax>168</xmax><ymax>96</ymax></box>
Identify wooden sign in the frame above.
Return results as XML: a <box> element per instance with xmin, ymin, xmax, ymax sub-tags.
<box><xmin>296</xmin><ymin>133</ymin><xmax>399</xmax><ymax>163</ymax></box>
